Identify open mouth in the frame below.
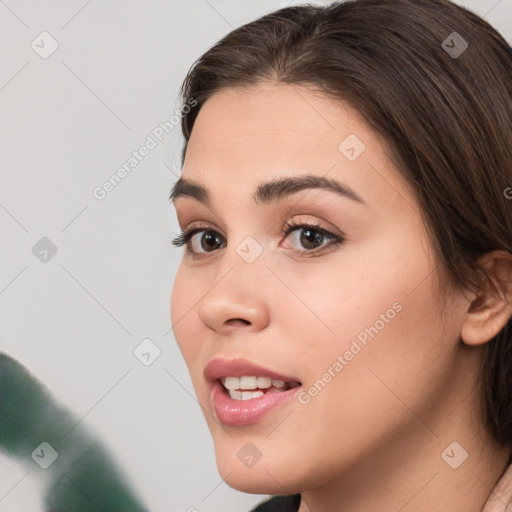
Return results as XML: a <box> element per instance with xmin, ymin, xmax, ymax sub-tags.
<box><xmin>219</xmin><ymin>375</ymin><xmax>301</xmax><ymax>400</ymax></box>
<box><xmin>205</xmin><ymin>358</ymin><xmax>303</xmax><ymax>424</ymax></box>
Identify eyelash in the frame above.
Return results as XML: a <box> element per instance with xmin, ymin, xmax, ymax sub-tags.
<box><xmin>171</xmin><ymin>218</ymin><xmax>345</xmax><ymax>257</ymax></box>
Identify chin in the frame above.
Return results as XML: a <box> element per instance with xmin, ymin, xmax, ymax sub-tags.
<box><xmin>221</xmin><ymin>466</ymin><xmax>301</xmax><ymax>495</ymax></box>
<box><xmin>213</xmin><ymin>440</ymin><xmax>304</xmax><ymax>495</ymax></box>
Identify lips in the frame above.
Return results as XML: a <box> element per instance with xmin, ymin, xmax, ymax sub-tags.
<box><xmin>204</xmin><ymin>358</ymin><xmax>302</xmax><ymax>426</ymax></box>
<box><xmin>204</xmin><ymin>358</ymin><xmax>300</xmax><ymax>383</ymax></box>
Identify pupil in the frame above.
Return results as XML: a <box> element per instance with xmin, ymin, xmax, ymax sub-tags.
<box><xmin>301</xmin><ymin>229</ymin><xmax>323</xmax><ymax>249</ymax></box>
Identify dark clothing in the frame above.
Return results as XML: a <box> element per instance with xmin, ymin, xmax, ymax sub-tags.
<box><xmin>251</xmin><ymin>494</ymin><xmax>301</xmax><ymax>511</ymax></box>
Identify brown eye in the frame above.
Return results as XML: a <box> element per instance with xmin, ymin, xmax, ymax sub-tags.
<box><xmin>297</xmin><ymin>227</ymin><xmax>324</xmax><ymax>250</ymax></box>
<box><xmin>197</xmin><ymin>231</ymin><xmax>224</xmax><ymax>252</ymax></box>
<box><xmin>281</xmin><ymin>221</ymin><xmax>345</xmax><ymax>254</ymax></box>
<box><xmin>171</xmin><ymin>227</ymin><xmax>226</xmax><ymax>255</ymax></box>
<box><xmin>171</xmin><ymin>221</ymin><xmax>344</xmax><ymax>257</ymax></box>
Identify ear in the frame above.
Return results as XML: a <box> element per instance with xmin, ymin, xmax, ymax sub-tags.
<box><xmin>461</xmin><ymin>250</ymin><xmax>512</xmax><ymax>346</ymax></box>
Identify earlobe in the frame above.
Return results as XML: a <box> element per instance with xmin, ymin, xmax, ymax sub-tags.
<box><xmin>460</xmin><ymin>250</ymin><xmax>512</xmax><ymax>346</ymax></box>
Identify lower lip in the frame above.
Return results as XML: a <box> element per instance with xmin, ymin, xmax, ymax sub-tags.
<box><xmin>210</xmin><ymin>380</ymin><xmax>300</xmax><ymax>426</ymax></box>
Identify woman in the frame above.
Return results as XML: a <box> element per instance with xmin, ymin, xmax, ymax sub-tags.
<box><xmin>169</xmin><ymin>0</ymin><xmax>512</xmax><ymax>510</ymax></box>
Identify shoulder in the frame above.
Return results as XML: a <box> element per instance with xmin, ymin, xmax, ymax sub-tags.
<box><xmin>249</xmin><ymin>494</ymin><xmax>301</xmax><ymax>512</ymax></box>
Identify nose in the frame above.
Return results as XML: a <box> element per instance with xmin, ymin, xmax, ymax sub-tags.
<box><xmin>197</xmin><ymin>261</ymin><xmax>271</xmax><ymax>335</ymax></box>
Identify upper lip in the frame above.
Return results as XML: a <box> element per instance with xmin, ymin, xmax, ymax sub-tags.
<box><xmin>204</xmin><ymin>357</ymin><xmax>301</xmax><ymax>384</ymax></box>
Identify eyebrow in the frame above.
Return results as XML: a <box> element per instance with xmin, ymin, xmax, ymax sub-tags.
<box><xmin>169</xmin><ymin>174</ymin><xmax>365</xmax><ymax>207</ymax></box>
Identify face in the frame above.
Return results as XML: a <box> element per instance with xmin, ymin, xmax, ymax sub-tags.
<box><xmin>170</xmin><ymin>83</ymin><xmax>471</xmax><ymax>495</ymax></box>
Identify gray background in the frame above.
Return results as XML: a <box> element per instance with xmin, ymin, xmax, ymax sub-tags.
<box><xmin>1</xmin><ymin>1</ymin><xmax>511</xmax><ymax>511</ymax></box>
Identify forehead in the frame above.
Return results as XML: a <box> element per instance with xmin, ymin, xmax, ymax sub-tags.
<box><xmin>186</xmin><ymin>83</ymin><xmax>362</xmax><ymax>163</ymax></box>
<box><xmin>180</xmin><ymin>82</ymin><xmax>415</xmax><ymax>216</ymax></box>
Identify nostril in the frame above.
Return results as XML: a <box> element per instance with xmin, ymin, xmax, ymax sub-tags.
<box><xmin>226</xmin><ymin>318</ymin><xmax>251</xmax><ymax>326</ymax></box>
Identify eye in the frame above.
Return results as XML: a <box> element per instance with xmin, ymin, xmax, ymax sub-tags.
<box><xmin>171</xmin><ymin>224</ymin><xmax>226</xmax><ymax>254</ymax></box>
<box><xmin>171</xmin><ymin>219</ymin><xmax>344</xmax><ymax>257</ymax></box>
<box><xmin>280</xmin><ymin>218</ymin><xmax>345</xmax><ymax>255</ymax></box>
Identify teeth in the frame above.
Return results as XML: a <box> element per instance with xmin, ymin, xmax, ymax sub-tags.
<box><xmin>220</xmin><ymin>375</ymin><xmax>292</xmax><ymax>395</ymax></box>
<box><xmin>224</xmin><ymin>377</ymin><xmax>239</xmax><ymax>390</ymax></box>
<box><xmin>242</xmin><ymin>391</ymin><xmax>264</xmax><ymax>400</ymax></box>
<box><xmin>239</xmin><ymin>376</ymin><xmax>257</xmax><ymax>390</ymax></box>
<box><xmin>229</xmin><ymin>390</ymin><xmax>264</xmax><ymax>400</ymax></box>
<box><xmin>257</xmin><ymin>376</ymin><xmax>272</xmax><ymax>388</ymax></box>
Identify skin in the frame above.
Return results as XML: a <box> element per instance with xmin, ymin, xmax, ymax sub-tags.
<box><xmin>170</xmin><ymin>82</ymin><xmax>512</xmax><ymax>512</ymax></box>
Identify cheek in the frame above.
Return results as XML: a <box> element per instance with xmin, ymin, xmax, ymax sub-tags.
<box><xmin>293</xmin><ymin>243</ymin><xmax>450</xmax><ymax>434</ymax></box>
<box><xmin>284</xmin><ymin>234</ymin><xmax>448</xmax><ymax>413</ymax></box>
<box><xmin>170</xmin><ymin>265</ymin><xmax>202</xmax><ymax>364</ymax></box>
<box><xmin>270</xmin><ymin>241</ymin><xmax>417</xmax><ymax>353</ymax></box>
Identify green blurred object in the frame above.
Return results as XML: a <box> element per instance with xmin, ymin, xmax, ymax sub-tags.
<box><xmin>0</xmin><ymin>352</ymin><xmax>151</xmax><ymax>512</ymax></box>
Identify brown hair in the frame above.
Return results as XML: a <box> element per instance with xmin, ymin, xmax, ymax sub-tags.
<box><xmin>178</xmin><ymin>0</ymin><xmax>512</xmax><ymax>446</ymax></box>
